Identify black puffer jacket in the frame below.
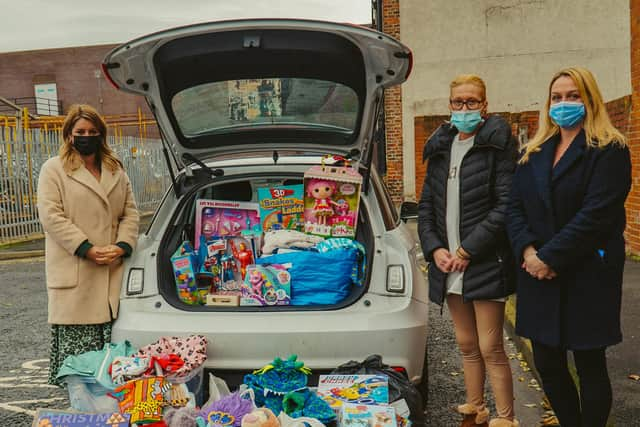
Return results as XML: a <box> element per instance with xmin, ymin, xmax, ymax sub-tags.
<box><xmin>418</xmin><ymin>115</ymin><xmax>517</xmax><ymax>305</ymax></box>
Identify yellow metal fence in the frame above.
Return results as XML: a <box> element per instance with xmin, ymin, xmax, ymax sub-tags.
<box><xmin>0</xmin><ymin>126</ymin><xmax>169</xmax><ymax>244</ymax></box>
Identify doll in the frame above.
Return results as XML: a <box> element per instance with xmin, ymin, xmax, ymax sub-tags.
<box><xmin>306</xmin><ymin>179</ymin><xmax>337</xmax><ymax>226</ymax></box>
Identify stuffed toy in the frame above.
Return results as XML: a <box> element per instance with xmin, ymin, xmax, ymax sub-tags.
<box><xmin>164</xmin><ymin>407</ymin><xmax>200</xmax><ymax>427</ymax></box>
<box><xmin>243</xmin><ymin>355</ymin><xmax>335</xmax><ymax>424</ymax></box>
<box><xmin>198</xmin><ymin>389</ymin><xmax>256</xmax><ymax>427</ymax></box>
<box><xmin>241</xmin><ymin>408</ymin><xmax>280</xmax><ymax>427</ymax></box>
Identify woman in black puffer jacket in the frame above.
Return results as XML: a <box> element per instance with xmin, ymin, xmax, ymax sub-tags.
<box><xmin>418</xmin><ymin>74</ymin><xmax>518</xmax><ymax>427</ymax></box>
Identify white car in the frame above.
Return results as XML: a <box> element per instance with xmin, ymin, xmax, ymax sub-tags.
<box><xmin>102</xmin><ymin>19</ymin><xmax>428</xmax><ymax>391</ymax></box>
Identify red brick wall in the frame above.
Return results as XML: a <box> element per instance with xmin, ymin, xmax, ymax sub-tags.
<box><xmin>0</xmin><ymin>45</ymin><xmax>149</xmax><ymax>117</ymax></box>
<box><xmin>628</xmin><ymin>0</ymin><xmax>640</xmax><ymax>254</ymax></box>
<box><xmin>382</xmin><ymin>0</ymin><xmax>404</xmax><ymax>203</ymax></box>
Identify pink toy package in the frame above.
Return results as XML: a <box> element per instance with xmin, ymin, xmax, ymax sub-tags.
<box><xmin>194</xmin><ymin>199</ymin><xmax>261</xmax><ymax>250</ymax></box>
<box><xmin>303</xmin><ymin>155</ymin><xmax>362</xmax><ymax>239</ymax></box>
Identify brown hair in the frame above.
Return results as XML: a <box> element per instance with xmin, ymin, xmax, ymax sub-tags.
<box><xmin>60</xmin><ymin>104</ymin><xmax>122</xmax><ymax>172</ymax></box>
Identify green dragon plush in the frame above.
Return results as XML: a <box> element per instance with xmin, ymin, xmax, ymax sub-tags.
<box><xmin>243</xmin><ymin>355</ymin><xmax>335</xmax><ymax>424</ymax></box>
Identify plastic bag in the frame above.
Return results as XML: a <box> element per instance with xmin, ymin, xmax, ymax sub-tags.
<box><xmin>64</xmin><ymin>375</ymin><xmax>119</xmax><ymax>413</ymax></box>
<box><xmin>257</xmin><ymin>248</ymin><xmax>358</xmax><ymax>305</ymax></box>
<box><xmin>331</xmin><ymin>355</ymin><xmax>425</xmax><ymax>426</ymax></box>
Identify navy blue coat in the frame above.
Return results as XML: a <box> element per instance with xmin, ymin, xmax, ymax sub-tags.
<box><xmin>507</xmin><ymin>130</ymin><xmax>631</xmax><ymax>349</ymax></box>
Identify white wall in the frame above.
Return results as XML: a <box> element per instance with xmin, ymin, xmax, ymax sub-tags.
<box><xmin>399</xmin><ymin>0</ymin><xmax>631</xmax><ymax>198</ymax></box>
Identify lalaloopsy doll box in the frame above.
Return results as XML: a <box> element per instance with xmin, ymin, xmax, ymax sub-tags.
<box><xmin>303</xmin><ymin>157</ymin><xmax>362</xmax><ymax>239</ymax></box>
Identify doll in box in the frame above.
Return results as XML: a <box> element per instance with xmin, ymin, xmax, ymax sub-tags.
<box><xmin>306</xmin><ymin>179</ymin><xmax>338</xmax><ymax>226</ymax></box>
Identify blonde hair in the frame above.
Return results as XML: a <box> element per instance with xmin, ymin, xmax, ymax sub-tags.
<box><xmin>519</xmin><ymin>67</ymin><xmax>626</xmax><ymax>163</ymax></box>
<box><xmin>60</xmin><ymin>104</ymin><xmax>123</xmax><ymax>173</ymax></box>
<box><xmin>450</xmin><ymin>74</ymin><xmax>487</xmax><ymax>100</ymax></box>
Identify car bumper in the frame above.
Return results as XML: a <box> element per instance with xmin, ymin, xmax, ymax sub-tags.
<box><xmin>112</xmin><ymin>293</ymin><xmax>428</xmax><ymax>381</ymax></box>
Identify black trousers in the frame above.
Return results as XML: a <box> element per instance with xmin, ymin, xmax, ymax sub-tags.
<box><xmin>532</xmin><ymin>341</ymin><xmax>612</xmax><ymax>427</ymax></box>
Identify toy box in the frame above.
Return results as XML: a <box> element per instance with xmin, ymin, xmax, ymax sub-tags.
<box><xmin>240</xmin><ymin>264</ymin><xmax>292</xmax><ymax>306</ymax></box>
<box><xmin>340</xmin><ymin>403</ymin><xmax>397</xmax><ymax>427</ymax></box>
<box><xmin>258</xmin><ymin>184</ymin><xmax>305</xmax><ymax>232</ymax></box>
<box><xmin>171</xmin><ymin>241</ymin><xmax>200</xmax><ymax>305</ymax></box>
<box><xmin>303</xmin><ymin>156</ymin><xmax>362</xmax><ymax>238</ymax></box>
<box><xmin>31</xmin><ymin>409</ymin><xmax>130</xmax><ymax>427</ymax></box>
<box><xmin>317</xmin><ymin>374</ymin><xmax>389</xmax><ymax>415</ymax></box>
<box><xmin>194</xmin><ymin>199</ymin><xmax>261</xmax><ymax>250</ymax></box>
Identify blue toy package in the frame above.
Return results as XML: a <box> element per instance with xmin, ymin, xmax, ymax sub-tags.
<box><xmin>258</xmin><ymin>184</ymin><xmax>305</xmax><ymax>232</ymax></box>
<box><xmin>257</xmin><ymin>248</ymin><xmax>358</xmax><ymax>305</ymax></box>
<box><xmin>170</xmin><ymin>241</ymin><xmax>200</xmax><ymax>305</ymax></box>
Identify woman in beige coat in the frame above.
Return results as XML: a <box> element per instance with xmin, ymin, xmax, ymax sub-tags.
<box><xmin>37</xmin><ymin>104</ymin><xmax>139</xmax><ymax>386</ymax></box>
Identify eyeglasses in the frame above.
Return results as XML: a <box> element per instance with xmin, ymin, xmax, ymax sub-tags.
<box><xmin>449</xmin><ymin>99</ymin><xmax>484</xmax><ymax>110</ymax></box>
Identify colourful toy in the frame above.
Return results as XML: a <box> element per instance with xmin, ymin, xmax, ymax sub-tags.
<box><xmin>304</xmin><ymin>155</ymin><xmax>362</xmax><ymax>238</ymax></box>
<box><xmin>194</xmin><ymin>199</ymin><xmax>261</xmax><ymax>250</ymax></box>
<box><xmin>32</xmin><ymin>409</ymin><xmax>131</xmax><ymax>427</ymax></box>
<box><xmin>229</xmin><ymin>239</ymin><xmax>254</xmax><ymax>280</ymax></box>
<box><xmin>241</xmin><ymin>408</ymin><xmax>280</xmax><ymax>427</ymax></box>
<box><xmin>171</xmin><ymin>241</ymin><xmax>200</xmax><ymax>305</ymax></box>
<box><xmin>317</xmin><ymin>374</ymin><xmax>389</xmax><ymax>416</ymax></box>
<box><xmin>240</xmin><ymin>264</ymin><xmax>291</xmax><ymax>306</ymax></box>
<box><xmin>258</xmin><ymin>184</ymin><xmax>305</xmax><ymax>232</ymax></box>
<box><xmin>340</xmin><ymin>403</ymin><xmax>397</xmax><ymax>427</ymax></box>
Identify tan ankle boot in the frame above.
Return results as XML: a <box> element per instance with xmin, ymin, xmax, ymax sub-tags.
<box><xmin>457</xmin><ymin>403</ymin><xmax>489</xmax><ymax>426</ymax></box>
<box><xmin>488</xmin><ymin>418</ymin><xmax>520</xmax><ymax>427</ymax></box>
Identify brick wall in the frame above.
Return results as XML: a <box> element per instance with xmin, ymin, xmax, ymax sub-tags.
<box><xmin>382</xmin><ymin>0</ymin><xmax>404</xmax><ymax>203</ymax></box>
<box><xmin>628</xmin><ymin>0</ymin><xmax>640</xmax><ymax>254</ymax></box>
<box><xmin>413</xmin><ymin>94</ymin><xmax>633</xmax><ymax>243</ymax></box>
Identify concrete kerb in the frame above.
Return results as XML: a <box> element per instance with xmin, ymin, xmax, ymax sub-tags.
<box><xmin>504</xmin><ymin>295</ymin><xmax>540</xmax><ymax>383</ymax></box>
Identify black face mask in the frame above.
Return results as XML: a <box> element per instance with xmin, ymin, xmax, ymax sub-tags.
<box><xmin>73</xmin><ymin>135</ymin><xmax>101</xmax><ymax>155</ymax></box>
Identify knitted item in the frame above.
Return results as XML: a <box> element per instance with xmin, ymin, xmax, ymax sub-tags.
<box><xmin>199</xmin><ymin>390</ymin><xmax>256</xmax><ymax>427</ymax></box>
<box><xmin>243</xmin><ymin>355</ymin><xmax>335</xmax><ymax>424</ymax></box>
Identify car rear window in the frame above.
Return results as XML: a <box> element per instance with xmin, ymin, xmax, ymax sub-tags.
<box><xmin>171</xmin><ymin>78</ymin><xmax>359</xmax><ymax>137</ymax></box>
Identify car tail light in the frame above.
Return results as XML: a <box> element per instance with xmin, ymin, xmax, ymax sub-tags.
<box><xmin>386</xmin><ymin>265</ymin><xmax>405</xmax><ymax>293</ymax></box>
<box><xmin>126</xmin><ymin>268</ymin><xmax>144</xmax><ymax>295</ymax></box>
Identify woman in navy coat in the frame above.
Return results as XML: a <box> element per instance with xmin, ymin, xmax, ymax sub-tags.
<box><xmin>507</xmin><ymin>67</ymin><xmax>631</xmax><ymax>427</ymax></box>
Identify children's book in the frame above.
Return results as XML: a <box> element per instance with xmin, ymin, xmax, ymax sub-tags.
<box><xmin>32</xmin><ymin>409</ymin><xmax>130</xmax><ymax>427</ymax></box>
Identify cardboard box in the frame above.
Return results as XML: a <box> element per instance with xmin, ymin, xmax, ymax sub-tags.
<box><xmin>32</xmin><ymin>409</ymin><xmax>130</xmax><ymax>427</ymax></box>
<box><xmin>317</xmin><ymin>374</ymin><xmax>389</xmax><ymax>415</ymax></box>
<box><xmin>340</xmin><ymin>403</ymin><xmax>397</xmax><ymax>427</ymax></box>
<box><xmin>258</xmin><ymin>184</ymin><xmax>305</xmax><ymax>232</ymax></box>
<box><xmin>303</xmin><ymin>158</ymin><xmax>362</xmax><ymax>239</ymax></box>
<box><xmin>194</xmin><ymin>199</ymin><xmax>261</xmax><ymax>250</ymax></box>
<box><xmin>171</xmin><ymin>241</ymin><xmax>200</xmax><ymax>305</ymax></box>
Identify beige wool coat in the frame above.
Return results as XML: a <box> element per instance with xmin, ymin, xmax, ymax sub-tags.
<box><xmin>37</xmin><ymin>156</ymin><xmax>139</xmax><ymax>325</ymax></box>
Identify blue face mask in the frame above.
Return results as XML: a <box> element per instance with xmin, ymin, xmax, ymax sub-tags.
<box><xmin>450</xmin><ymin>110</ymin><xmax>483</xmax><ymax>133</ymax></box>
<box><xmin>549</xmin><ymin>102</ymin><xmax>585</xmax><ymax>129</ymax></box>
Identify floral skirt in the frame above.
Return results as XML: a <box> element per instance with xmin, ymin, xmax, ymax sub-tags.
<box><xmin>48</xmin><ymin>322</ymin><xmax>112</xmax><ymax>386</ymax></box>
